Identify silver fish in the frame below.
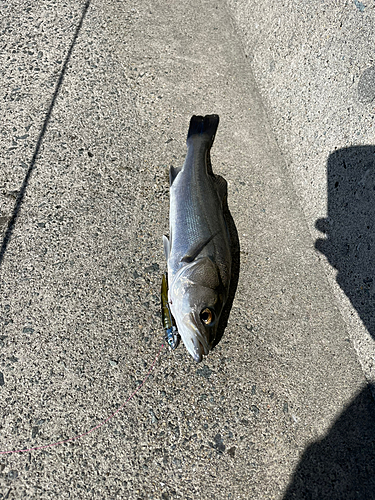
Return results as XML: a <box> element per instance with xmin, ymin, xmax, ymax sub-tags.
<box><xmin>163</xmin><ymin>115</ymin><xmax>231</xmax><ymax>362</ymax></box>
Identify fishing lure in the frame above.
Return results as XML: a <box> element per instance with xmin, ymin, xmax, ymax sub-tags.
<box><xmin>161</xmin><ymin>273</ymin><xmax>179</xmax><ymax>350</ymax></box>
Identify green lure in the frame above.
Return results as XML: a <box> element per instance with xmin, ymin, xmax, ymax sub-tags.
<box><xmin>161</xmin><ymin>273</ymin><xmax>179</xmax><ymax>350</ymax></box>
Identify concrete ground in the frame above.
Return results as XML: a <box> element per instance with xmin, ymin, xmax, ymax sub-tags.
<box><xmin>227</xmin><ymin>0</ymin><xmax>375</xmax><ymax>388</ymax></box>
<box><xmin>1</xmin><ymin>1</ymin><xmax>374</xmax><ymax>499</ymax></box>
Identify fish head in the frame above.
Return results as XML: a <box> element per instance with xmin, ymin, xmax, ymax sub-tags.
<box><xmin>169</xmin><ymin>257</ymin><xmax>226</xmax><ymax>362</ymax></box>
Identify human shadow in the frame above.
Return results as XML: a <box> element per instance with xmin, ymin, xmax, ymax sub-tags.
<box><xmin>315</xmin><ymin>145</ymin><xmax>375</xmax><ymax>340</ymax></box>
<box><xmin>283</xmin><ymin>385</ymin><xmax>375</xmax><ymax>499</ymax></box>
<box><xmin>0</xmin><ymin>0</ymin><xmax>91</xmax><ymax>268</ymax></box>
<box><xmin>283</xmin><ymin>146</ymin><xmax>375</xmax><ymax>498</ymax></box>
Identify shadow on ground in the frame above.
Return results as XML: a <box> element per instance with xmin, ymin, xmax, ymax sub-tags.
<box><xmin>0</xmin><ymin>0</ymin><xmax>91</xmax><ymax>267</ymax></box>
<box><xmin>316</xmin><ymin>145</ymin><xmax>375</xmax><ymax>341</ymax></box>
<box><xmin>283</xmin><ymin>385</ymin><xmax>375</xmax><ymax>499</ymax></box>
<box><xmin>284</xmin><ymin>146</ymin><xmax>375</xmax><ymax>498</ymax></box>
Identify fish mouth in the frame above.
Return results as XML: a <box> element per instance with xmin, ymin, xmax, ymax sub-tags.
<box><xmin>189</xmin><ymin>337</ymin><xmax>208</xmax><ymax>363</ymax></box>
<box><xmin>178</xmin><ymin>317</ymin><xmax>210</xmax><ymax>363</ymax></box>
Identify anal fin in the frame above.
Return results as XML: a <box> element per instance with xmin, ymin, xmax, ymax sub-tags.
<box><xmin>215</xmin><ymin>174</ymin><xmax>228</xmax><ymax>202</ymax></box>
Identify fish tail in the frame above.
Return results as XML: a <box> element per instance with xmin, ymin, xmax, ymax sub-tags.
<box><xmin>187</xmin><ymin>115</ymin><xmax>219</xmax><ymax>147</ymax></box>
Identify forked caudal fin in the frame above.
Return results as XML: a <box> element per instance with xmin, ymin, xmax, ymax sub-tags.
<box><xmin>187</xmin><ymin>115</ymin><xmax>219</xmax><ymax>148</ymax></box>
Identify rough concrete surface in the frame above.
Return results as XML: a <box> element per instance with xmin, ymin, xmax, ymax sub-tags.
<box><xmin>226</xmin><ymin>0</ymin><xmax>375</xmax><ymax>389</ymax></box>
<box><xmin>0</xmin><ymin>1</ymin><xmax>374</xmax><ymax>499</ymax></box>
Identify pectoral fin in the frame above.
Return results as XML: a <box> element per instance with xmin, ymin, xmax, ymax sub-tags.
<box><xmin>181</xmin><ymin>232</ymin><xmax>219</xmax><ymax>263</ymax></box>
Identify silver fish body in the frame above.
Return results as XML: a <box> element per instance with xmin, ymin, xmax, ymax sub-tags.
<box><xmin>163</xmin><ymin>115</ymin><xmax>231</xmax><ymax>362</ymax></box>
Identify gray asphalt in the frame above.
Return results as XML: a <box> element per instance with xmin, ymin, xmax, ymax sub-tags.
<box><xmin>1</xmin><ymin>1</ymin><xmax>374</xmax><ymax>499</ymax></box>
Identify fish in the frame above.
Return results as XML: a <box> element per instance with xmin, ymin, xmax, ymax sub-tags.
<box><xmin>163</xmin><ymin>114</ymin><xmax>231</xmax><ymax>362</ymax></box>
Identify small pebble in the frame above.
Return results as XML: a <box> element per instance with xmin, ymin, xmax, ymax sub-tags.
<box><xmin>8</xmin><ymin>470</ymin><xmax>18</xmax><ymax>480</ymax></box>
<box><xmin>227</xmin><ymin>446</ymin><xmax>236</xmax><ymax>458</ymax></box>
<box><xmin>149</xmin><ymin>409</ymin><xmax>158</xmax><ymax>423</ymax></box>
<box><xmin>251</xmin><ymin>405</ymin><xmax>260</xmax><ymax>416</ymax></box>
<box><xmin>213</xmin><ymin>433</ymin><xmax>225</xmax><ymax>453</ymax></box>
<box><xmin>354</xmin><ymin>0</ymin><xmax>366</xmax><ymax>12</ymax></box>
<box><xmin>196</xmin><ymin>365</ymin><xmax>213</xmax><ymax>379</ymax></box>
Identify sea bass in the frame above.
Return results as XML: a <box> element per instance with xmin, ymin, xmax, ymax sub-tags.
<box><xmin>163</xmin><ymin>115</ymin><xmax>231</xmax><ymax>362</ymax></box>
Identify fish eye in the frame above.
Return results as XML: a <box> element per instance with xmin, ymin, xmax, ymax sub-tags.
<box><xmin>200</xmin><ymin>308</ymin><xmax>214</xmax><ymax>325</ymax></box>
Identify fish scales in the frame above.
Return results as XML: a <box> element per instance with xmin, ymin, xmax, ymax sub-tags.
<box><xmin>170</xmin><ymin>146</ymin><xmax>226</xmax><ymax>270</ymax></box>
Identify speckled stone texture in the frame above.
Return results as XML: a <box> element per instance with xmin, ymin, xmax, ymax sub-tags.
<box><xmin>226</xmin><ymin>0</ymin><xmax>375</xmax><ymax>391</ymax></box>
<box><xmin>0</xmin><ymin>1</ymin><xmax>373</xmax><ymax>499</ymax></box>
